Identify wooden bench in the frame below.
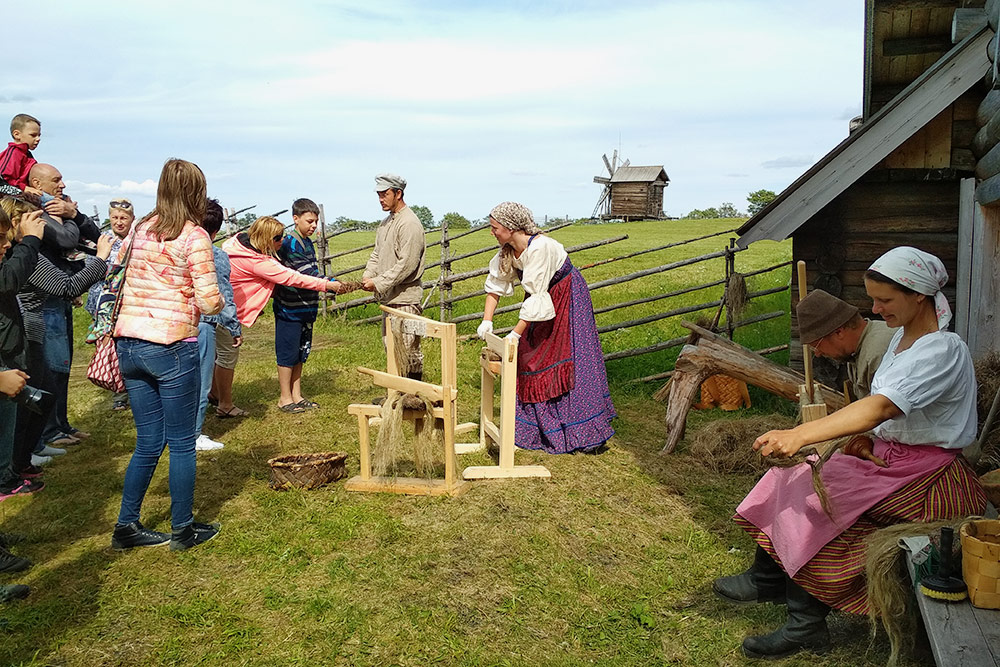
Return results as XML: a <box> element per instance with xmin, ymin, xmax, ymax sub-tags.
<box><xmin>906</xmin><ymin>505</ymin><xmax>1000</xmax><ymax>666</ymax></box>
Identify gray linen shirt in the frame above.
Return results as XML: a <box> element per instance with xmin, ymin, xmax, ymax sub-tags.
<box><xmin>363</xmin><ymin>205</ymin><xmax>425</xmax><ymax>306</ymax></box>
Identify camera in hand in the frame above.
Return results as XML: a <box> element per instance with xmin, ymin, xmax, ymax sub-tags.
<box><xmin>14</xmin><ymin>385</ymin><xmax>54</xmax><ymax>416</ymax></box>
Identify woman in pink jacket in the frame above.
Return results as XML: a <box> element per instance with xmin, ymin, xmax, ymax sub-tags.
<box><xmin>111</xmin><ymin>159</ymin><xmax>224</xmax><ymax>553</ymax></box>
<box><xmin>217</xmin><ymin>216</ymin><xmax>343</xmax><ymax>413</ymax></box>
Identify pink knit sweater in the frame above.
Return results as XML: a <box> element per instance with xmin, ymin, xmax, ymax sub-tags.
<box><xmin>113</xmin><ymin>219</ymin><xmax>223</xmax><ymax>344</ymax></box>
<box><xmin>222</xmin><ymin>234</ymin><xmax>331</xmax><ymax>327</ymax></box>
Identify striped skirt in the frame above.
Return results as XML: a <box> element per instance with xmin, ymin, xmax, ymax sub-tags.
<box><xmin>734</xmin><ymin>455</ymin><xmax>985</xmax><ymax>614</ymax></box>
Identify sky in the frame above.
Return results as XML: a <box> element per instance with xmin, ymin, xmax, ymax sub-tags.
<box><xmin>4</xmin><ymin>0</ymin><xmax>863</xmax><ymax>225</ymax></box>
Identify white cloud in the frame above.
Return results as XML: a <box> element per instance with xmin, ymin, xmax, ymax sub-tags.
<box><xmin>761</xmin><ymin>156</ymin><xmax>815</xmax><ymax>170</ymax></box>
<box><xmin>66</xmin><ymin>179</ymin><xmax>158</xmax><ymax>196</ymax></box>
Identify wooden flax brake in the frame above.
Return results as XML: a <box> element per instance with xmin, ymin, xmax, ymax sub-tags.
<box><xmin>461</xmin><ymin>331</ymin><xmax>551</xmax><ymax>480</ymax></box>
<box><xmin>345</xmin><ymin>305</ymin><xmax>476</xmax><ymax>497</ymax></box>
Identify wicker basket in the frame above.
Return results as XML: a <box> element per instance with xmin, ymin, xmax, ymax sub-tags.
<box><xmin>981</xmin><ymin>469</ymin><xmax>1000</xmax><ymax>508</ymax></box>
<box><xmin>960</xmin><ymin>519</ymin><xmax>1000</xmax><ymax>610</ymax></box>
<box><xmin>268</xmin><ymin>452</ymin><xmax>347</xmax><ymax>491</ymax></box>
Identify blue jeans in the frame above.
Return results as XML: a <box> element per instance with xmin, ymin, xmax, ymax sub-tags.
<box><xmin>116</xmin><ymin>337</ymin><xmax>199</xmax><ymax>530</ymax></box>
<box><xmin>196</xmin><ymin>322</ymin><xmax>216</xmax><ymax>436</ymax></box>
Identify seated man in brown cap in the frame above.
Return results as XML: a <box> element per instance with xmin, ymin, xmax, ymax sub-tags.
<box><xmin>796</xmin><ymin>289</ymin><xmax>895</xmax><ymax>400</ymax></box>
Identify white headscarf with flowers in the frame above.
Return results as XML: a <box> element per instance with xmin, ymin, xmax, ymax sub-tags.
<box><xmin>868</xmin><ymin>246</ymin><xmax>951</xmax><ymax>330</ymax></box>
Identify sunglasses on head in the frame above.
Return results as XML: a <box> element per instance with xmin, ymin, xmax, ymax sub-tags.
<box><xmin>109</xmin><ymin>200</ymin><xmax>132</xmax><ymax>210</ymax></box>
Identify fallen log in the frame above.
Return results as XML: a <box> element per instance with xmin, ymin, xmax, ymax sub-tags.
<box><xmin>660</xmin><ymin>322</ymin><xmax>846</xmax><ymax>454</ymax></box>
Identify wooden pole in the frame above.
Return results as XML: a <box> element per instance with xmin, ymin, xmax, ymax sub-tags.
<box><xmin>439</xmin><ymin>215</ymin><xmax>450</xmax><ymax>321</ymax></box>
<box><xmin>797</xmin><ymin>261</ymin><xmax>815</xmax><ymax>403</ymax></box>
<box><xmin>318</xmin><ymin>203</ymin><xmax>328</xmax><ymax>318</ymax></box>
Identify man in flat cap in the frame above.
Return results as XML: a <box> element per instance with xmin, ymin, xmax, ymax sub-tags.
<box><xmin>363</xmin><ymin>173</ymin><xmax>426</xmax><ymax>381</ymax></box>
<box><xmin>797</xmin><ymin>289</ymin><xmax>895</xmax><ymax>400</ymax></box>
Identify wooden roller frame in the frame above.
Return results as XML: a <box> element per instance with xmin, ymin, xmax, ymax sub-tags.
<box><xmin>462</xmin><ymin>331</ymin><xmax>551</xmax><ymax>480</ymax></box>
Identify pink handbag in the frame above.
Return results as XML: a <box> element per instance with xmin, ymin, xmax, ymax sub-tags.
<box><xmin>87</xmin><ymin>335</ymin><xmax>124</xmax><ymax>392</ymax></box>
<box><xmin>86</xmin><ymin>233</ymin><xmax>133</xmax><ymax>393</ymax></box>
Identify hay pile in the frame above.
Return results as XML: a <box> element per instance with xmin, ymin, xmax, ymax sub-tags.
<box><xmin>688</xmin><ymin>414</ymin><xmax>796</xmax><ymax>473</ymax></box>
<box><xmin>975</xmin><ymin>353</ymin><xmax>1000</xmax><ymax>468</ymax></box>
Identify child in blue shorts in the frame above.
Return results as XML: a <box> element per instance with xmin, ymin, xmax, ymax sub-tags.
<box><xmin>273</xmin><ymin>198</ymin><xmax>327</xmax><ymax>412</ymax></box>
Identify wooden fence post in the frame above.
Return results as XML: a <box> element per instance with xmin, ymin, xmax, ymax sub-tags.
<box><xmin>439</xmin><ymin>217</ymin><xmax>451</xmax><ymax>321</ymax></box>
<box><xmin>725</xmin><ymin>237</ymin><xmax>736</xmax><ymax>340</ymax></box>
<box><xmin>318</xmin><ymin>203</ymin><xmax>328</xmax><ymax>318</ymax></box>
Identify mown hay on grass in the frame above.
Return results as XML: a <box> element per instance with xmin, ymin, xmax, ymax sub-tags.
<box><xmin>688</xmin><ymin>414</ymin><xmax>796</xmax><ymax>473</ymax></box>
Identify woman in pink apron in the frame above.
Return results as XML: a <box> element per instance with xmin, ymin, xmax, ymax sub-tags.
<box><xmin>715</xmin><ymin>246</ymin><xmax>986</xmax><ymax>659</ymax></box>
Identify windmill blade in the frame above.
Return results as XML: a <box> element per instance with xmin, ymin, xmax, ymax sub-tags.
<box><xmin>593</xmin><ymin>176</ymin><xmax>611</xmax><ymax>184</ymax></box>
<box><xmin>620</xmin><ymin>159</ymin><xmax>630</xmax><ymax>170</ymax></box>
<box><xmin>602</xmin><ymin>153</ymin><xmax>613</xmax><ymax>176</ymax></box>
<box><xmin>611</xmin><ymin>149</ymin><xmax>618</xmax><ymax>173</ymax></box>
<box><xmin>592</xmin><ymin>185</ymin><xmax>612</xmax><ymax>218</ymax></box>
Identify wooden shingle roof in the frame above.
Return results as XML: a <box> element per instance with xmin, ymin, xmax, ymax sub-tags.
<box><xmin>609</xmin><ymin>166</ymin><xmax>669</xmax><ymax>184</ymax></box>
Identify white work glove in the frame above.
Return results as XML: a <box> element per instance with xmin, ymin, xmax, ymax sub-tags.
<box><xmin>477</xmin><ymin>320</ymin><xmax>493</xmax><ymax>339</ymax></box>
<box><xmin>504</xmin><ymin>331</ymin><xmax>521</xmax><ymax>342</ymax></box>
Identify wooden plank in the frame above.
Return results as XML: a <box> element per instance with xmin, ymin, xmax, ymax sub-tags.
<box><xmin>356</xmin><ymin>368</ymin><xmax>449</xmax><ymax>402</ymax></box>
<box><xmin>739</xmin><ymin>29</ymin><xmax>992</xmax><ymax>247</ymax></box>
<box><xmin>905</xmin><ymin>554</ymin><xmax>999</xmax><ymax>667</ymax></box>
<box><xmin>872</xmin><ymin>9</ymin><xmax>895</xmax><ymax>87</ymax></box>
<box><xmin>463</xmin><ymin>465</ymin><xmax>551</xmax><ymax>480</ymax></box>
<box><xmin>344</xmin><ymin>475</ymin><xmax>469</xmax><ymax>497</ymax></box>
<box><xmin>924</xmin><ymin>106</ymin><xmax>954</xmax><ymax>168</ymax></box>
<box><xmin>883</xmin><ymin>36</ymin><xmax>951</xmax><ymax>57</ymax></box>
<box><xmin>969</xmin><ymin>205</ymin><xmax>1000</xmax><ymax>357</ymax></box>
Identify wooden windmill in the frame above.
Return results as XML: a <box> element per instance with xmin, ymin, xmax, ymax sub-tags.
<box><xmin>592</xmin><ymin>150</ymin><xmax>629</xmax><ymax>218</ymax></box>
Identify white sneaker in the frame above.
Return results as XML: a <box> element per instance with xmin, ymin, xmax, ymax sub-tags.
<box><xmin>195</xmin><ymin>435</ymin><xmax>224</xmax><ymax>451</ymax></box>
<box><xmin>30</xmin><ymin>454</ymin><xmax>53</xmax><ymax>466</ymax></box>
<box><xmin>38</xmin><ymin>445</ymin><xmax>67</xmax><ymax>457</ymax></box>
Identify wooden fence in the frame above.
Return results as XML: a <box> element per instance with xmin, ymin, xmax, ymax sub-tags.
<box><xmin>211</xmin><ymin>203</ymin><xmax>789</xmax><ymax>379</ymax></box>
<box><xmin>307</xmin><ymin>219</ymin><xmax>790</xmax><ymax>379</ymax></box>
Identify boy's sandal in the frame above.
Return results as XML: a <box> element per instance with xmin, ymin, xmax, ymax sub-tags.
<box><xmin>296</xmin><ymin>399</ymin><xmax>320</xmax><ymax>409</ymax></box>
<box><xmin>278</xmin><ymin>403</ymin><xmax>306</xmax><ymax>414</ymax></box>
<box><xmin>216</xmin><ymin>406</ymin><xmax>248</xmax><ymax>419</ymax></box>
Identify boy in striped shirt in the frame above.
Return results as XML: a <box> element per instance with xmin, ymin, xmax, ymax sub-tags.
<box><xmin>272</xmin><ymin>198</ymin><xmax>327</xmax><ymax>410</ymax></box>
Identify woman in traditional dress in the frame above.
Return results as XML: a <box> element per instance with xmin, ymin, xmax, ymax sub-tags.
<box><xmin>714</xmin><ymin>246</ymin><xmax>986</xmax><ymax>659</ymax></box>
<box><xmin>476</xmin><ymin>202</ymin><xmax>615</xmax><ymax>454</ymax></box>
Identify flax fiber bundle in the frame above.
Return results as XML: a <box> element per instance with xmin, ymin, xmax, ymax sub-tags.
<box><xmin>371</xmin><ymin>325</ymin><xmax>452</xmax><ymax>478</ymax></box>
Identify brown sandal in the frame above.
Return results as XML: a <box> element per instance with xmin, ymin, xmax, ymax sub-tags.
<box><xmin>216</xmin><ymin>406</ymin><xmax>247</xmax><ymax>419</ymax></box>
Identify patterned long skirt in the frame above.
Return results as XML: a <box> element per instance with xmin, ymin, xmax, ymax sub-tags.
<box><xmin>734</xmin><ymin>455</ymin><xmax>985</xmax><ymax>614</ymax></box>
<box><xmin>514</xmin><ymin>264</ymin><xmax>616</xmax><ymax>454</ymax></box>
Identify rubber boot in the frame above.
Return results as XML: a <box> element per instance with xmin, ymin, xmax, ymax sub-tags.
<box><xmin>713</xmin><ymin>546</ymin><xmax>787</xmax><ymax>605</ymax></box>
<box><xmin>741</xmin><ymin>577</ymin><xmax>831</xmax><ymax>659</ymax></box>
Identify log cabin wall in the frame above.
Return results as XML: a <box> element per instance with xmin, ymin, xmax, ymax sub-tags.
<box><xmin>610</xmin><ymin>182</ymin><xmax>652</xmax><ymax>219</ymax></box>
<box><xmin>789</xmin><ymin>177</ymin><xmax>960</xmax><ymax>376</ymax></box>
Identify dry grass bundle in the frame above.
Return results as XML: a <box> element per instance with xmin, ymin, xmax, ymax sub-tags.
<box><xmin>865</xmin><ymin>518</ymin><xmax>969</xmax><ymax>667</ymax></box>
<box><xmin>975</xmin><ymin>353</ymin><xmax>1000</xmax><ymax>467</ymax></box>
<box><xmin>688</xmin><ymin>414</ymin><xmax>795</xmax><ymax>473</ymax></box>
<box><xmin>337</xmin><ymin>280</ymin><xmax>366</xmax><ymax>293</ymax></box>
<box><xmin>371</xmin><ymin>326</ymin><xmax>449</xmax><ymax>479</ymax></box>
<box><xmin>724</xmin><ymin>272</ymin><xmax>748</xmax><ymax>322</ymax></box>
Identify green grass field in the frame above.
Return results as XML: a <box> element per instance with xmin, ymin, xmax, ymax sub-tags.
<box><xmin>0</xmin><ymin>220</ymin><xmax>904</xmax><ymax>666</ymax></box>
